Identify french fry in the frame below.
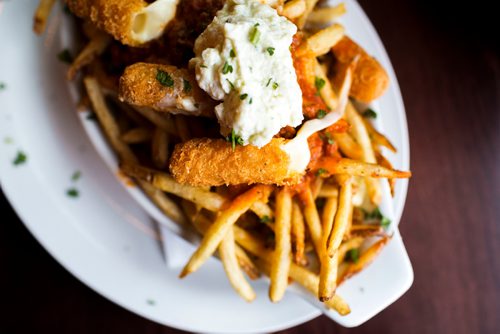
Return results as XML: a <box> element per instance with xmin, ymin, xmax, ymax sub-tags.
<box><xmin>33</xmin><ymin>0</ymin><xmax>56</xmax><ymax>34</ymax></box>
<box><xmin>307</xmin><ymin>3</ymin><xmax>347</xmax><ymax>25</ymax></box>
<box><xmin>132</xmin><ymin>106</ymin><xmax>177</xmax><ymax>135</ymax></box>
<box><xmin>363</xmin><ymin>118</ymin><xmax>397</xmax><ymax>153</ymax></box>
<box><xmin>291</xmin><ymin>201</ymin><xmax>306</xmax><ymax>265</ymax></box>
<box><xmin>299</xmin><ymin>186</ymin><xmax>323</xmax><ymax>255</ymax></box>
<box><xmin>234</xmin><ymin>245</ymin><xmax>261</xmax><ymax>280</ymax></box>
<box><xmin>324</xmin><ymin>158</ymin><xmax>412</xmax><ymax>179</ymax></box>
<box><xmin>269</xmin><ymin>188</ymin><xmax>292</xmax><ymax>302</ymax></box>
<box><xmin>181</xmin><ymin>201</ymin><xmax>260</xmax><ymax>280</ymax></box>
<box><xmin>151</xmin><ymin>127</ymin><xmax>169</xmax><ymax>169</ymax></box>
<box><xmin>310</xmin><ymin>176</ymin><xmax>324</xmax><ymax>199</ymax></box>
<box><xmin>174</xmin><ymin>115</ymin><xmax>191</xmax><ymax>142</ymax></box>
<box><xmin>326</xmin><ymin>175</ymin><xmax>353</xmax><ymax>257</ymax></box>
<box><xmin>296</xmin><ymin>0</ymin><xmax>319</xmax><ymax>28</ymax></box>
<box><xmin>338</xmin><ymin>236</ymin><xmax>390</xmax><ymax>284</ymax></box>
<box><xmin>314</xmin><ymin>59</ymin><xmax>338</xmax><ymax>110</ymax></box>
<box><xmin>375</xmin><ymin>150</ymin><xmax>396</xmax><ymax>197</ymax></box>
<box><xmin>338</xmin><ymin>237</ymin><xmax>364</xmax><ymax>263</ymax></box>
<box><xmin>67</xmin><ymin>32</ymin><xmax>111</xmax><ymax>80</ymax></box>
<box><xmin>350</xmin><ymin>224</ymin><xmax>385</xmax><ymax>238</ymax></box>
<box><xmin>120</xmin><ymin>163</ymin><xmax>226</xmax><ymax>211</ymax></box>
<box><xmin>84</xmin><ymin>76</ymin><xmax>137</xmax><ymax>163</ymax></box>
<box><xmin>250</xmin><ymin>200</ymin><xmax>274</xmax><ymax>220</ymax></box>
<box><xmin>219</xmin><ymin>228</ymin><xmax>256</xmax><ymax>302</ymax></box>
<box><xmin>140</xmin><ymin>182</ymin><xmax>187</xmax><ymax>226</ymax></box>
<box><xmin>180</xmin><ymin>185</ymin><xmax>272</xmax><ymax>277</ymax></box>
<box><xmin>345</xmin><ymin>103</ymin><xmax>382</xmax><ymax>204</ymax></box>
<box><xmin>317</xmin><ymin>183</ymin><xmax>339</xmax><ymax>198</ymax></box>
<box><xmin>236</xmin><ymin>229</ymin><xmax>350</xmax><ymax>315</ymax></box>
<box><xmin>332</xmin><ymin>132</ymin><xmax>363</xmax><ymax>160</ymax></box>
<box><xmin>299</xmin><ymin>24</ymin><xmax>345</xmax><ymax>57</ymax></box>
<box><xmin>121</xmin><ymin>127</ymin><xmax>152</xmax><ymax>144</ymax></box>
<box><xmin>319</xmin><ymin>195</ymin><xmax>338</xmax><ymax>301</ymax></box>
<box><xmin>282</xmin><ymin>0</ymin><xmax>306</xmax><ymax>20</ymax></box>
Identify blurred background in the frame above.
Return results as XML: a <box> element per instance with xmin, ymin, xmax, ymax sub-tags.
<box><xmin>1</xmin><ymin>0</ymin><xmax>498</xmax><ymax>333</ymax></box>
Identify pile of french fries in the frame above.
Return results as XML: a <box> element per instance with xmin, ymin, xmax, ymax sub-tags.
<box><xmin>34</xmin><ymin>0</ymin><xmax>411</xmax><ymax>315</ymax></box>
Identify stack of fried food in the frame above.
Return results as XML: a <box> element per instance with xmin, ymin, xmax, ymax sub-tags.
<box><xmin>34</xmin><ymin>0</ymin><xmax>410</xmax><ymax>315</ymax></box>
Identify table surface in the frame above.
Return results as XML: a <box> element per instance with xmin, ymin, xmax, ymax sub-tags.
<box><xmin>1</xmin><ymin>0</ymin><xmax>499</xmax><ymax>333</ymax></box>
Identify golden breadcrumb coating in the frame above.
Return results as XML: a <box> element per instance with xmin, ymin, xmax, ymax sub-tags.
<box><xmin>119</xmin><ymin>62</ymin><xmax>215</xmax><ymax>117</ymax></box>
<box><xmin>169</xmin><ymin>138</ymin><xmax>302</xmax><ymax>186</ymax></box>
<box><xmin>331</xmin><ymin>36</ymin><xmax>389</xmax><ymax>103</ymax></box>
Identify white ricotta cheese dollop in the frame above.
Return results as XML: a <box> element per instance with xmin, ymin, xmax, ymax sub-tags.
<box><xmin>190</xmin><ymin>0</ymin><xmax>303</xmax><ymax>147</ymax></box>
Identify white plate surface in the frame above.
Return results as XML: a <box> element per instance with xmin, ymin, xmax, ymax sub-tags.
<box><xmin>0</xmin><ymin>0</ymin><xmax>412</xmax><ymax>332</ymax></box>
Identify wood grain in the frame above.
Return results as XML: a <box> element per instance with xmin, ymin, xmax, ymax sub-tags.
<box><xmin>1</xmin><ymin>0</ymin><xmax>499</xmax><ymax>333</ymax></box>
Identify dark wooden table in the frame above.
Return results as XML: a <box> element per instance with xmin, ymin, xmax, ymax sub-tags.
<box><xmin>1</xmin><ymin>0</ymin><xmax>499</xmax><ymax>333</ymax></box>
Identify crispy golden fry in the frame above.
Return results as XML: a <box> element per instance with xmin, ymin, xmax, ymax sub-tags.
<box><xmin>67</xmin><ymin>32</ymin><xmax>111</xmax><ymax>80</ymax></box>
<box><xmin>299</xmin><ymin>23</ymin><xmax>345</xmax><ymax>57</ymax></box>
<box><xmin>132</xmin><ymin>106</ymin><xmax>177</xmax><ymax>135</ymax></box>
<box><xmin>317</xmin><ymin>183</ymin><xmax>339</xmax><ymax>198</ymax></box>
<box><xmin>350</xmin><ymin>224</ymin><xmax>386</xmax><ymax>238</ymax></box>
<box><xmin>170</xmin><ymin>138</ymin><xmax>302</xmax><ymax>187</ymax></box>
<box><xmin>250</xmin><ymin>201</ymin><xmax>274</xmax><ymax>220</ymax></box>
<box><xmin>332</xmin><ymin>132</ymin><xmax>363</xmax><ymax>160</ymax></box>
<box><xmin>33</xmin><ymin>0</ymin><xmax>56</xmax><ymax>34</ymax></box>
<box><xmin>84</xmin><ymin>76</ymin><xmax>137</xmax><ymax>163</ymax></box>
<box><xmin>180</xmin><ymin>185</ymin><xmax>272</xmax><ymax>277</ymax></box>
<box><xmin>282</xmin><ymin>0</ymin><xmax>306</xmax><ymax>20</ymax></box>
<box><xmin>307</xmin><ymin>3</ymin><xmax>346</xmax><ymax>25</ymax></box>
<box><xmin>363</xmin><ymin>118</ymin><xmax>397</xmax><ymax>153</ymax></box>
<box><xmin>296</xmin><ymin>0</ymin><xmax>319</xmax><ymax>28</ymax></box>
<box><xmin>375</xmin><ymin>150</ymin><xmax>396</xmax><ymax>196</ymax></box>
<box><xmin>174</xmin><ymin>115</ymin><xmax>191</xmax><ymax>141</ymax></box>
<box><xmin>219</xmin><ymin>228</ymin><xmax>256</xmax><ymax>302</ymax></box>
<box><xmin>151</xmin><ymin>127</ymin><xmax>169</xmax><ymax>169</ymax></box>
<box><xmin>338</xmin><ymin>236</ymin><xmax>390</xmax><ymax>284</ymax></box>
<box><xmin>269</xmin><ymin>188</ymin><xmax>292</xmax><ymax>302</ymax></box>
<box><xmin>314</xmin><ymin>59</ymin><xmax>338</xmax><ymax>110</ymax></box>
<box><xmin>319</xmin><ymin>195</ymin><xmax>338</xmax><ymax>301</ymax></box>
<box><xmin>324</xmin><ymin>158</ymin><xmax>412</xmax><ymax>179</ymax></box>
<box><xmin>326</xmin><ymin>175</ymin><xmax>353</xmax><ymax>257</ymax></box>
<box><xmin>338</xmin><ymin>237</ymin><xmax>364</xmax><ymax>263</ymax></box>
<box><xmin>141</xmin><ymin>181</ymin><xmax>187</xmax><ymax>225</ymax></box>
<box><xmin>310</xmin><ymin>177</ymin><xmax>324</xmax><ymax>199</ymax></box>
<box><xmin>65</xmin><ymin>0</ymin><xmax>178</xmax><ymax>46</ymax></box>
<box><xmin>121</xmin><ymin>127</ymin><xmax>152</xmax><ymax>144</ymax></box>
<box><xmin>291</xmin><ymin>201</ymin><xmax>306</xmax><ymax>265</ymax></box>
<box><xmin>181</xmin><ymin>201</ymin><xmax>261</xmax><ymax>280</ymax></box>
<box><xmin>300</xmin><ymin>186</ymin><xmax>323</xmax><ymax>255</ymax></box>
<box><xmin>234</xmin><ymin>227</ymin><xmax>350</xmax><ymax>315</ymax></box>
<box><xmin>289</xmin><ymin>261</ymin><xmax>350</xmax><ymax>314</ymax></box>
<box><xmin>119</xmin><ymin>63</ymin><xmax>215</xmax><ymax>117</ymax></box>
<box><xmin>120</xmin><ymin>163</ymin><xmax>226</xmax><ymax>211</ymax></box>
<box><xmin>234</xmin><ymin>245</ymin><xmax>261</xmax><ymax>280</ymax></box>
<box><xmin>345</xmin><ymin>103</ymin><xmax>382</xmax><ymax>204</ymax></box>
<box><xmin>331</xmin><ymin>36</ymin><xmax>389</xmax><ymax>103</ymax></box>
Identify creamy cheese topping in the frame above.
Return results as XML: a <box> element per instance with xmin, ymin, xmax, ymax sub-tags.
<box><xmin>131</xmin><ymin>0</ymin><xmax>179</xmax><ymax>44</ymax></box>
<box><xmin>191</xmin><ymin>0</ymin><xmax>303</xmax><ymax>147</ymax></box>
<box><xmin>282</xmin><ymin>66</ymin><xmax>354</xmax><ymax>173</ymax></box>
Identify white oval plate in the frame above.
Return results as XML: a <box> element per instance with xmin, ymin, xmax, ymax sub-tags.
<box><xmin>0</xmin><ymin>0</ymin><xmax>412</xmax><ymax>331</ymax></box>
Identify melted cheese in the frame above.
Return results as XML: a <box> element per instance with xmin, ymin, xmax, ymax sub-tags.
<box><xmin>131</xmin><ymin>0</ymin><xmax>179</xmax><ymax>44</ymax></box>
<box><xmin>282</xmin><ymin>67</ymin><xmax>353</xmax><ymax>173</ymax></box>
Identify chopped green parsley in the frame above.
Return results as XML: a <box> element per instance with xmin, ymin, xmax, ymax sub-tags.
<box><xmin>317</xmin><ymin>109</ymin><xmax>327</xmax><ymax>119</ymax></box>
<box><xmin>362</xmin><ymin>108</ymin><xmax>377</xmax><ymax>119</ymax></box>
<box><xmin>13</xmin><ymin>151</ymin><xmax>27</xmax><ymax>166</ymax></box>
<box><xmin>57</xmin><ymin>49</ymin><xmax>73</xmax><ymax>64</ymax></box>
<box><xmin>156</xmin><ymin>69</ymin><xmax>174</xmax><ymax>87</ymax></box>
